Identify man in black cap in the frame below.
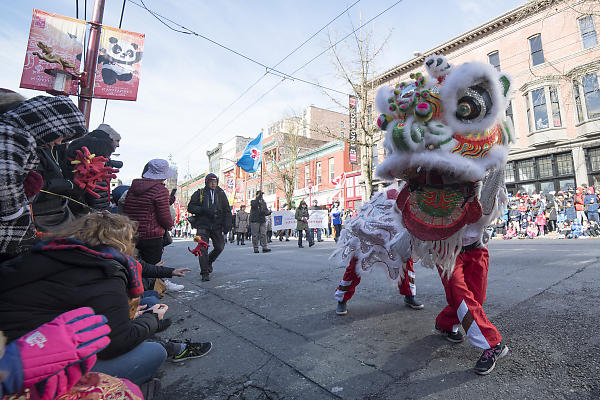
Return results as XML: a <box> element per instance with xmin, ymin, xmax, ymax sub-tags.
<box><xmin>250</xmin><ymin>190</ymin><xmax>271</xmax><ymax>253</ymax></box>
<box><xmin>187</xmin><ymin>173</ymin><xmax>232</xmax><ymax>281</ymax></box>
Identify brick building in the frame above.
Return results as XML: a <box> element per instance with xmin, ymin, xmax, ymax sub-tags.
<box><xmin>228</xmin><ymin>106</ymin><xmax>358</xmax><ymax>211</ymax></box>
<box><xmin>369</xmin><ymin>0</ymin><xmax>600</xmax><ymax>194</ymax></box>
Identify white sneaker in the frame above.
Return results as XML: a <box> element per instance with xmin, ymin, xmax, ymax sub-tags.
<box><xmin>164</xmin><ymin>279</ymin><xmax>184</xmax><ymax>291</ymax></box>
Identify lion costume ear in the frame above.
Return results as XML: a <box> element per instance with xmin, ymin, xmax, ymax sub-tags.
<box><xmin>499</xmin><ymin>73</ymin><xmax>512</xmax><ymax>99</ymax></box>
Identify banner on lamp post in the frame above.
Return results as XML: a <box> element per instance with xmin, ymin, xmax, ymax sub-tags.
<box><xmin>349</xmin><ymin>95</ymin><xmax>358</xmax><ymax>164</ymax></box>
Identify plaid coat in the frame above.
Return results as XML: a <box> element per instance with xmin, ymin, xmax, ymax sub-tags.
<box><xmin>0</xmin><ymin>96</ymin><xmax>86</xmax><ymax>256</ymax></box>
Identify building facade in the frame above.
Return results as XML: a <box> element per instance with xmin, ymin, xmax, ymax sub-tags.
<box><xmin>369</xmin><ymin>0</ymin><xmax>600</xmax><ymax>195</ymax></box>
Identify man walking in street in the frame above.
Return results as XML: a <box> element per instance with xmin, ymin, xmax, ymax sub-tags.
<box><xmin>187</xmin><ymin>174</ymin><xmax>232</xmax><ymax>281</ymax></box>
<box><xmin>250</xmin><ymin>191</ymin><xmax>271</xmax><ymax>253</ymax></box>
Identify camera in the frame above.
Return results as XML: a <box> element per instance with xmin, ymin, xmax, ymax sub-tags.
<box><xmin>106</xmin><ymin>159</ymin><xmax>123</xmax><ymax>169</ymax></box>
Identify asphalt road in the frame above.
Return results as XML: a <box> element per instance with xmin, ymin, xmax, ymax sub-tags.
<box><xmin>154</xmin><ymin>236</ymin><xmax>600</xmax><ymax>400</ymax></box>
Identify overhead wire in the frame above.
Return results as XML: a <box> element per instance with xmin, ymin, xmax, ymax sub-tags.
<box><xmin>171</xmin><ymin>0</ymin><xmax>362</xmax><ymax>153</ymax></box>
<box><xmin>179</xmin><ymin>0</ymin><xmax>406</xmax><ymax>160</ymax></box>
<box><xmin>128</xmin><ymin>0</ymin><xmax>350</xmax><ymax>96</ymax></box>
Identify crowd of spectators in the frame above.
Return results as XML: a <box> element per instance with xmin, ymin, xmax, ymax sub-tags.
<box><xmin>491</xmin><ymin>186</ymin><xmax>600</xmax><ymax>240</ymax></box>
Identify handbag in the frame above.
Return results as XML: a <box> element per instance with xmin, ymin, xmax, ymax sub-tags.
<box><xmin>163</xmin><ymin>231</ymin><xmax>173</xmax><ymax>247</ymax></box>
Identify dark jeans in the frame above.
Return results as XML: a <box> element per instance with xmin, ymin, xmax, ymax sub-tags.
<box><xmin>136</xmin><ymin>237</ymin><xmax>163</xmax><ymax>264</ymax></box>
<box><xmin>236</xmin><ymin>232</ymin><xmax>245</xmax><ymax>244</ymax></box>
<box><xmin>197</xmin><ymin>228</ymin><xmax>225</xmax><ymax>275</ymax></box>
<box><xmin>298</xmin><ymin>229</ymin><xmax>313</xmax><ymax>246</ymax></box>
<box><xmin>92</xmin><ymin>341</ymin><xmax>167</xmax><ymax>386</ymax></box>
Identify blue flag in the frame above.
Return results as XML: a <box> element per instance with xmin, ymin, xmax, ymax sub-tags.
<box><xmin>236</xmin><ymin>132</ymin><xmax>263</xmax><ymax>173</ymax></box>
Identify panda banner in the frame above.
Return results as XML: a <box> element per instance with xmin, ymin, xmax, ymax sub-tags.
<box><xmin>93</xmin><ymin>26</ymin><xmax>145</xmax><ymax>101</ymax></box>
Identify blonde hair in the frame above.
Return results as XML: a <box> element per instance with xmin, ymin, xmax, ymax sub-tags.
<box><xmin>53</xmin><ymin>212</ymin><xmax>138</xmax><ymax>256</ymax></box>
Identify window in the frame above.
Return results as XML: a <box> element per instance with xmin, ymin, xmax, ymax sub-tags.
<box><xmin>488</xmin><ymin>51</ymin><xmax>500</xmax><ymax>71</ymax></box>
<box><xmin>556</xmin><ymin>153</ymin><xmax>574</xmax><ymax>175</ymax></box>
<box><xmin>559</xmin><ymin>178</ymin><xmax>575</xmax><ymax>191</ymax></box>
<box><xmin>532</xmin><ymin>88</ymin><xmax>548</xmax><ymax>130</ymax></box>
<box><xmin>505</xmin><ymin>162</ymin><xmax>515</xmax><ymax>183</ymax></box>
<box><xmin>579</xmin><ymin>16</ymin><xmax>598</xmax><ymax>49</ymax></box>
<box><xmin>527</xmin><ymin>86</ymin><xmax>562</xmax><ymax>131</ymax></box>
<box><xmin>372</xmin><ymin>144</ymin><xmax>378</xmax><ymax>167</ymax></box>
<box><xmin>574</xmin><ymin>80</ymin><xmax>585</xmax><ymax>122</ymax></box>
<box><xmin>549</xmin><ymin>87</ymin><xmax>562</xmax><ymax>127</ymax></box>
<box><xmin>537</xmin><ymin>156</ymin><xmax>553</xmax><ymax>178</ymax></box>
<box><xmin>341</xmin><ymin>131</ymin><xmax>345</xmax><ymax>138</ymax></box>
<box><xmin>582</xmin><ymin>73</ymin><xmax>600</xmax><ymax>119</ymax></box>
<box><xmin>529</xmin><ymin>34</ymin><xmax>544</xmax><ymax>66</ymax></box>
<box><xmin>304</xmin><ymin>165</ymin><xmax>310</xmax><ymax>186</ymax></box>
<box><xmin>316</xmin><ymin>162</ymin><xmax>322</xmax><ymax>185</ymax></box>
<box><xmin>517</xmin><ymin>160</ymin><xmax>535</xmax><ymax>181</ymax></box>
<box><xmin>589</xmin><ymin>147</ymin><xmax>600</xmax><ymax>171</ymax></box>
<box><xmin>340</xmin><ymin>121</ymin><xmax>345</xmax><ymax>128</ymax></box>
<box><xmin>329</xmin><ymin>158</ymin><xmax>335</xmax><ymax>181</ymax></box>
<box><xmin>525</xmin><ymin>95</ymin><xmax>533</xmax><ymax>133</ymax></box>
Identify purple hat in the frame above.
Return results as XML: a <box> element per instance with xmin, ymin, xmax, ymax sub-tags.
<box><xmin>142</xmin><ymin>159</ymin><xmax>176</xmax><ymax>180</ymax></box>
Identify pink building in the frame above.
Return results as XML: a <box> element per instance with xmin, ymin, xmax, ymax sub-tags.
<box><xmin>369</xmin><ymin>0</ymin><xmax>600</xmax><ymax>194</ymax></box>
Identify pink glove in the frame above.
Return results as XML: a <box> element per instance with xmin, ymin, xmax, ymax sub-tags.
<box><xmin>16</xmin><ymin>307</ymin><xmax>111</xmax><ymax>399</ymax></box>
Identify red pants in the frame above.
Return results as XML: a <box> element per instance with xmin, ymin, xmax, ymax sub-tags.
<box><xmin>334</xmin><ymin>258</ymin><xmax>416</xmax><ymax>302</ymax></box>
<box><xmin>436</xmin><ymin>247</ymin><xmax>501</xmax><ymax>349</ymax></box>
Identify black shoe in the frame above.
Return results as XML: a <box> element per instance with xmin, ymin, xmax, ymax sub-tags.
<box><xmin>279</xmin><ymin>237</ymin><xmax>283</xmax><ymax>241</ymax></box>
<box><xmin>139</xmin><ymin>377</ymin><xmax>161</xmax><ymax>399</ymax></box>
<box><xmin>254</xmin><ymin>248</ymin><xmax>259</xmax><ymax>253</ymax></box>
<box><xmin>435</xmin><ymin>324</ymin><xmax>465</xmax><ymax>343</ymax></box>
<box><xmin>474</xmin><ymin>343</ymin><xmax>509</xmax><ymax>375</ymax></box>
<box><xmin>309</xmin><ymin>242</ymin><xmax>314</xmax><ymax>247</ymax></box>
<box><xmin>241</xmin><ymin>243</ymin><xmax>246</xmax><ymax>245</ymax></box>
<box><xmin>285</xmin><ymin>239</ymin><xmax>290</xmax><ymax>241</ymax></box>
<box><xmin>262</xmin><ymin>248</ymin><xmax>271</xmax><ymax>253</ymax></box>
<box><xmin>156</xmin><ymin>318</ymin><xmax>172</xmax><ymax>333</ymax></box>
<box><xmin>201</xmin><ymin>274</ymin><xmax>210</xmax><ymax>281</ymax></box>
<box><xmin>298</xmin><ymin>245</ymin><xmax>303</xmax><ymax>248</ymax></box>
<box><xmin>404</xmin><ymin>295</ymin><xmax>424</xmax><ymax>310</ymax></box>
<box><xmin>336</xmin><ymin>301</ymin><xmax>348</xmax><ymax>315</ymax></box>
<box><xmin>171</xmin><ymin>341</ymin><xmax>213</xmax><ymax>363</ymax></box>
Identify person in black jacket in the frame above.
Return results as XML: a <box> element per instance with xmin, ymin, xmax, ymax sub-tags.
<box><xmin>0</xmin><ymin>212</ymin><xmax>211</xmax><ymax>388</ymax></box>
<box><xmin>250</xmin><ymin>190</ymin><xmax>271</xmax><ymax>253</ymax></box>
<box><xmin>187</xmin><ymin>173</ymin><xmax>232</xmax><ymax>281</ymax></box>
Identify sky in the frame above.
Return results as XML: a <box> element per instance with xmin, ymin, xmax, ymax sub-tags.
<box><xmin>0</xmin><ymin>0</ymin><xmax>525</xmax><ymax>184</ymax></box>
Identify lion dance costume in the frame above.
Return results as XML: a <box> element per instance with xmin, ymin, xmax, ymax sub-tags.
<box><xmin>330</xmin><ymin>55</ymin><xmax>513</xmax><ymax>375</ymax></box>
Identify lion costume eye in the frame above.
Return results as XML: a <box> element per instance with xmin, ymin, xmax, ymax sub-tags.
<box><xmin>455</xmin><ymin>85</ymin><xmax>492</xmax><ymax>123</ymax></box>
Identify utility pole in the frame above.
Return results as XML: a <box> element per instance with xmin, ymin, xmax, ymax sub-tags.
<box><xmin>78</xmin><ymin>0</ymin><xmax>105</xmax><ymax>128</ymax></box>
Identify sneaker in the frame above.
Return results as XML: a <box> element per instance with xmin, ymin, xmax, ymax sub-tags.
<box><xmin>309</xmin><ymin>242</ymin><xmax>314</xmax><ymax>247</ymax></box>
<box><xmin>254</xmin><ymin>248</ymin><xmax>259</xmax><ymax>253</ymax></box>
<box><xmin>201</xmin><ymin>274</ymin><xmax>210</xmax><ymax>282</ymax></box>
<box><xmin>336</xmin><ymin>301</ymin><xmax>348</xmax><ymax>315</ymax></box>
<box><xmin>171</xmin><ymin>341</ymin><xmax>213</xmax><ymax>363</ymax></box>
<box><xmin>262</xmin><ymin>248</ymin><xmax>271</xmax><ymax>253</ymax></box>
<box><xmin>404</xmin><ymin>295</ymin><xmax>424</xmax><ymax>310</ymax></box>
<box><xmin>435</xmin><ymin>324</ymin><xmax>465</xmax><ymax>343</ymax></box>
<box><xmin>164</xmin><ymin>279</ymin><xmax>184</xmax><ymax>292</ymax></box>
<box><xmin>474</xmin><ymin>343</ymin><xmax>509</xmax><ymax>375</ymax></box>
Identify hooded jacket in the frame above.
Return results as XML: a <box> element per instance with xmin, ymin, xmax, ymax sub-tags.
<box><xmin>187</xmin><ymin>174</ymin><xmax>232</xmax><ymax>232</ymax></box>
<box><xmin>295</xmin><ymin>201</ymin><xmax>310</xmax><ymax>230</ymax></box>
<box><xmin>0</xmin><ymin>96</ymin><xmax>86</xmax><ymax>256</ymax></box>
<box><xmin>0</xmin><ymin>239</ymin><xmax>159</xmax><ymax>360</ymax></box>
<box><xmin>123</xmin><ymin>178</ymin><xmax>173</xmax><ymax>240</ymax></box>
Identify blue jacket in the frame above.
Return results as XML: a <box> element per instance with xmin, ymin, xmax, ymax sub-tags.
<box><xmin>565</xmin><ymin>206</ymin><xmax>577</xmax><ymax>222</ymax></box>
<box><xmin>331</xmin><ymin>206</ymin><xmax>343</xmax><ymax>225</ymax></box>
<box><xmin>584</xmin><ymin>194</ymin><xmax>598</xmax><ymax>213</ymax></box>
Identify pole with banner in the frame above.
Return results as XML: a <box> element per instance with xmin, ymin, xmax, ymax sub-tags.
<box><xmin>78</xmin><ymin>0</ymin><xmax>105</xmax><ymax>127</ymax></box>
<box><xmin>348</xmin><ymin>95</ymin><xmax>358</xmax><ymax>165</ymax></box>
